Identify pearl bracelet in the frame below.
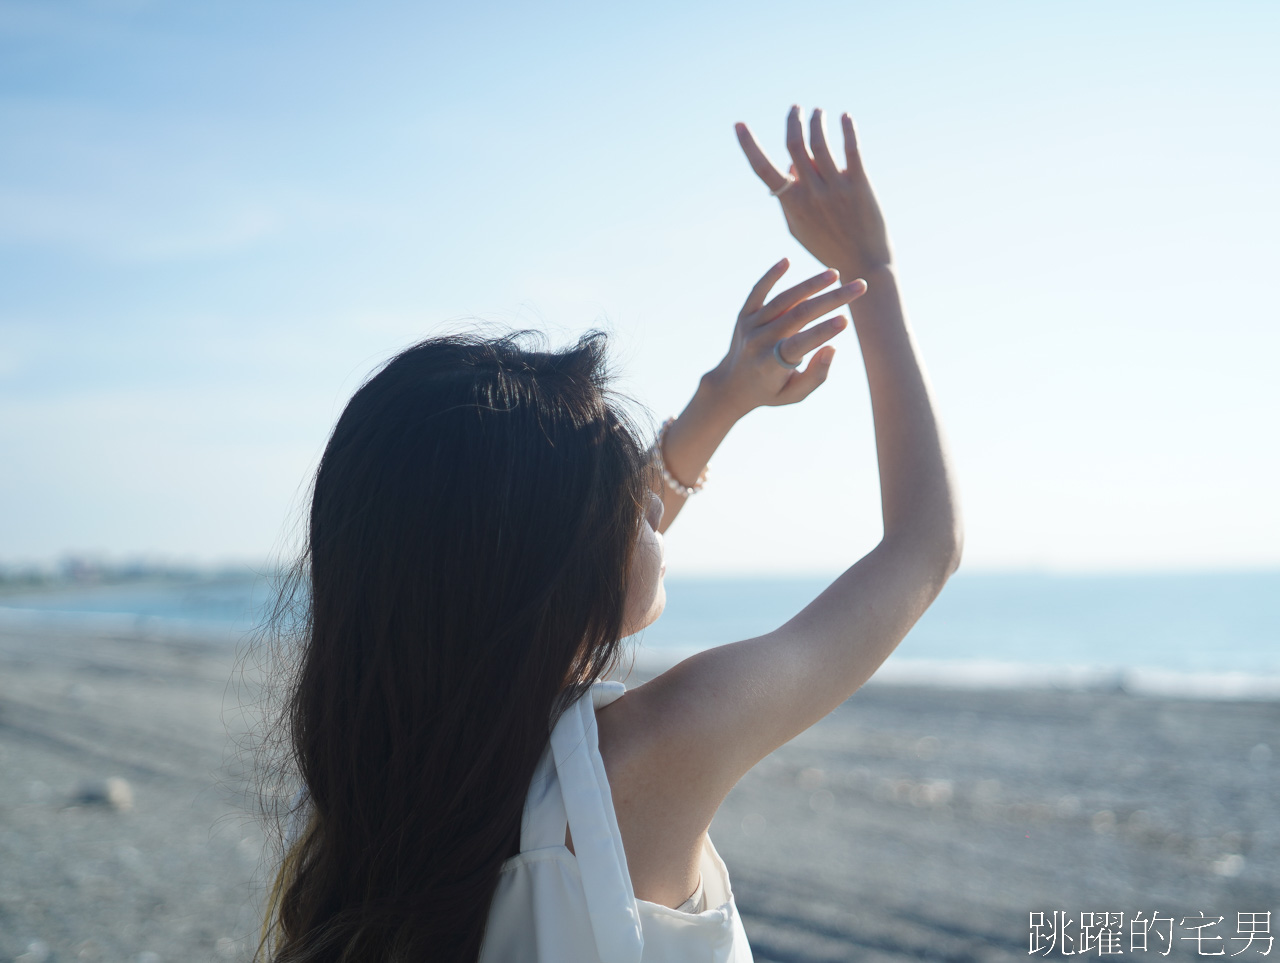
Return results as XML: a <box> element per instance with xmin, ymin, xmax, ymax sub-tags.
<box><xmin>652</xmin><ymin>416</ymin><xmax>709</xmax><ymax>497</ymax></box>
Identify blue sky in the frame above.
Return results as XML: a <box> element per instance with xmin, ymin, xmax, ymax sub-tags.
<box><xmin>1</xmin><ymin>0</ymin><xmax>1277</xmax><ymax>573</ymax></box>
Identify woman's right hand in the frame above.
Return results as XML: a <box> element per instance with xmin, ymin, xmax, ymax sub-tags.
<box><xmin>736</xmin><ymin>106</ymin><xmax>892</xmax><ymax>280</ymax></box>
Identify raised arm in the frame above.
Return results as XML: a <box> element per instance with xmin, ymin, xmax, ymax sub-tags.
<box><xmin>602</xmin><ymin>108</ymin><xmax>962</xmax><ymax>872</ymax></box>
<box><xmin>650</xmin><ymin>259</ymin><xmax>864</xmax><ymax>532</ymax></box>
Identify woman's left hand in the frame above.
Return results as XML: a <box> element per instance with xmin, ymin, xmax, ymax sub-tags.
<box><xmin>706</xmin><ymin>258</ymin><xmax>866</xmax><ymax>416</ymax></box>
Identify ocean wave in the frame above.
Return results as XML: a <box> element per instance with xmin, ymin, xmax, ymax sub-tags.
<box><xmin>628</xmin><ymin>648</ymin><xmax>1280</xmax><ymax>701</ymax></box>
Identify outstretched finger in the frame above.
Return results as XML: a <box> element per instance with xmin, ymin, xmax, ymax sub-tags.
<box><xmin>757</xmin><ymin>268</ymin><xmax>839</xmax><ymax>324</ymax></box>
<box><xmin>777</xmin><ymin>345</ymin><xmax>837</xmax><ymax>405</ymax></box>
<box><xmin>769</xmin><ymin>279</ymin><xmax>866</xmax><ymax>331</ymax></box>
<box><xmin>786</xmin><ymin>105</ymin><xmax>818</xmax><ymax>184</ymax></box>
<box><xmin>841</xmin><ymin>113</ymin><xmax>866</xmax><ymax>177</ymax></box>
<box><xmin>809</xmin><ymin>108</ymin><xmax>840</xmax><ymax>181</ymax></box>
<box><xmin>776</xmin><ymin>315</ymin><xmax>848</xmax><ymax>366</ymax></box>
<box><xmin>735</xmin><ymin>122</ymin><xmax>790</xmax><ymax>193</ymax></box>
<box><xmin>740</xmin><ymin>258</ymin><xmax>790</xmax><ymax>316</ymax></box>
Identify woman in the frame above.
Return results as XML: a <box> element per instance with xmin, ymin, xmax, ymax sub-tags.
<box><xmin>257</xmin><ymin>106</ymin><xmax>962</xmax><ymax>962</ymax></box>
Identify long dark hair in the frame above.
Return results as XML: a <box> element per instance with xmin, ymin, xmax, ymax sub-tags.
<box><xmin>256</xmin><ymin>330</ymin><xmax>651</xmax><ymax>962</ymax></box>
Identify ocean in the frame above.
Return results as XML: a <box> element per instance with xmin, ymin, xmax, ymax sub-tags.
<box><xmin>1</xmin><ymin>570</ymin><xmax>1277</xmax><ymax>698</ymax></box>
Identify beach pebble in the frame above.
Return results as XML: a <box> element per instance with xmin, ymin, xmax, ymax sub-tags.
<box><xmin>809</xmin><ymin>789</ymin><xmax>836</xmax><ymax>813</ymax></box>
<box><xmin>1212</xmin><ymin>853</ymin><xmax>1245</xmax><ymax>877</ymax></box>
<box><xmin>15</xmin><ymin>940</ymin><xmax>50</xmax><ymax>963</ymax></box>
<box><xmin>910</xmin><ymin>779</ymin><xmax>953</xmax><ymax>809</ymax></box>
<box><xmin>797</xmin><ymin>767</ymin><xmax>826</xmax><ymax>791</ymax></box>
<box><xmin>73</xmin><ymin>777</ymin><xmax>134</xmax><ymax>812</ymax></box>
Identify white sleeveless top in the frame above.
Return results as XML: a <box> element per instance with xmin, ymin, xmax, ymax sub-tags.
<box><xmin>479</xmin><ymin>680</ymin><xmax>755</xmax><ymax>963</ymax></box>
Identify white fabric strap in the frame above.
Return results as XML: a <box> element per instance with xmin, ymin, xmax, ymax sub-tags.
<box><xmin>549</xmin><ymin>682</ymin><xmax>642</xmax><ymax>963</ymax></box>
<box><xmin>519</xmin><ymin>742</ymin><xmax>568</xmax><ymax>852</ymax></box>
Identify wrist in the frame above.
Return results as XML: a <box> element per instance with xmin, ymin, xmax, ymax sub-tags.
<box><xmin>834</xmin><ymin>261</ymin><xmax>895</xmax><ymax>285</ymax></box>
<box><xmin>697</xmin><ymin>364</ymin><xmax>755</xmax><ymax>425</ymax></box>
<box><xmin>654</xmin><ymin>371</ymin><xmax>740</xmax><ymax>503</ymax></box>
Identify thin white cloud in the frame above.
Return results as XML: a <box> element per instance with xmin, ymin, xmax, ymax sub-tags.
<box><xmin>0</xmin><ymin>189</ymin><xmax>282</xmax><ymax>260</ymax></box>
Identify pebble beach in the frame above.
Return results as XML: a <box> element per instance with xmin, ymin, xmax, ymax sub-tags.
<box><xmin>1</xmin><ymin>619</ymin><xmax>1275</xmax><ymax>963</ymax></box>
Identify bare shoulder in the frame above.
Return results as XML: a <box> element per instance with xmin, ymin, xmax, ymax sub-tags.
<box><xmin>590</xmin><ymin>640</ymin><xmax>825</xmax><ymax>904</ymax></box>
<box><xmin>594</xmin><ymin>687</ymin><xmax>708</xmax><ymax>907</ymax></box>
<box><xmin>592</xmin><ymin>637</ymin><xmax>815</xmax><ymax>896</ymax></box>
<box><xmin>601</xmin><ymin>543</ymin><xmax>959</xmax><ymax>844</ymax></box>
<box><xmin>600</xmin><ymin>636</ymin><xmax>825</xmax><ymax>826</ymax></box>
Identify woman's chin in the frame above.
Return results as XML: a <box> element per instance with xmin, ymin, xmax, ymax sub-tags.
<box><xmin>622</xmin><ymin>584</ymin><xmax>666</xmax><ymax>637</ymax></box>
<box><xmin>643</xmin><ymin>582</ymin><xmax>667</xmax><ymax>629</ymax></box>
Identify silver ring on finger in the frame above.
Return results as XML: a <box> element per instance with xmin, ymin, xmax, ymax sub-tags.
<box><xmin>773</xmin><ymin>340</ymin><xmax>799</xmax><ymax>369</ymax></box>
<box><xmin>769</xmin><ymin>175</ymin><xmax>797</xmax><ymax>197</ymax></box>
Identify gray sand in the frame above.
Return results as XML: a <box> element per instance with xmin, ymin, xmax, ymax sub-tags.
<box><xmin>1</xmin><ymin>621</ymin><xmax>1275</xmax><ymax>962</ymax></box>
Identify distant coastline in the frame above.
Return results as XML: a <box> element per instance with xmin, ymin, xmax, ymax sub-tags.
<box><xmin>0</xmin><ymin>566</ymin><xmax>1276</xmax><ymax>702</ymax></box>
